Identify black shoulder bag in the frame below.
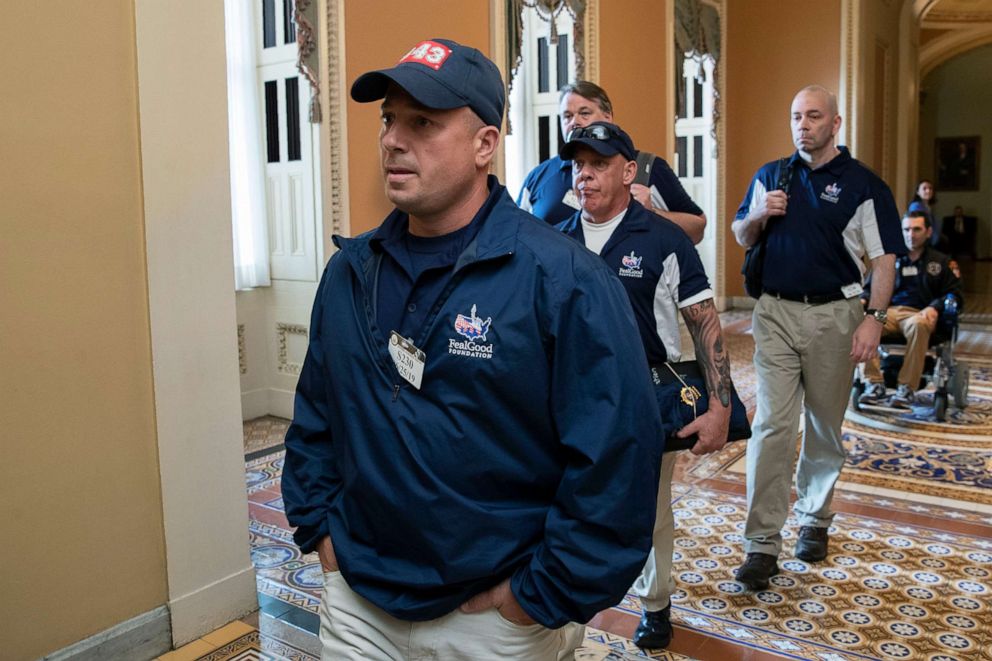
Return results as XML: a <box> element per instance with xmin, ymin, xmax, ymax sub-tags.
<box><xmin>633</xmin><ymin>151</ymin><xmax>655</xmax><ymax>187</ymax></box>
<box><xmin>741</xmin><ymin>158</ymin><xmax>792</xmax><ymax>298</ymax></box>
<box><xmin>654</xmin><ymin>362</ymin><xmax>751</xmax><ymax>453</ymax></box>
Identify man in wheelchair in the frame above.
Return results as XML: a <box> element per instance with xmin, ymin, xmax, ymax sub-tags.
<box><xmin>858</xmin><ymin>209</ymin><xmax>963</xmax><ymax>408</ymax></box>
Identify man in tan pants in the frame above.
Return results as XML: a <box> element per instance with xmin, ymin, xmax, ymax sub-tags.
<box><xmin>730</xmin><ymin>86</ymin><xmax>904</xmax><ymax>590</ymax></box>
<box><xmin>282</xmin><ymin>39</ymin><xmax>665</xmax><ymax>660</ymax></box>
<box><xmin>554</xmin><ymin>122</ymin><xmax>732</xmax><ymax>649</ymax></box>
<box><xmin>859</xmin><ymin>210</ymin><xmax>963</xmax><ymax>408</ymax></box>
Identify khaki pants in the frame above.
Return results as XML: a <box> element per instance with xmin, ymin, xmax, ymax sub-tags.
<box><xmin>630</xmin><ymin>451</ymin><xmax>677</xmax><ymax>612</ymax></box>
<box><xmin>319</xmin><ymin>571</ymin><xmax>584</xmax><ymax>661</ymax></box>
<box><xmin>863</xmin><ymin>305</ymin><xmax>934</xmax><ymax>389</ymax></box>
<box><xmin>744</xmin><ymin>295</ymin><xmax>862</xmax><ymax>557</ymax></box>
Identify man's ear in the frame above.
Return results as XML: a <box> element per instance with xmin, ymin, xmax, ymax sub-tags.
<box><xmin>621</xmin><ymin>159</ymin><xmax>638</xmax><ymax>186</ymax></box>
<box><xmin>475</xmin><ymin>125</ymin><xmax>501</xmax><ymax>169</ymax></box>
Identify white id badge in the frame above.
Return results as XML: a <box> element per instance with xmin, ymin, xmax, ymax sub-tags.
<box><xmin>841</xmin><ymin>282</ymin><xmax>864</xmax><ymax>299</ymax></box>
<box><xmin>902</xmin><ymin>265</ymin><xmax>919</xmax><ymax>276</ymax></box>
<box><xmin>562</xmin><ymin>189</ymin><xmax>581</xmax><ymax>210</ymax></box>
<box><xmin>388</xmin><ymin>331</ymin><xmax>426</xmax><ymax>390</ymax></box>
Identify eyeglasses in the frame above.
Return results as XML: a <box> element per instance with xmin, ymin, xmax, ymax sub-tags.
<box><xmin>566</xmin><ymin>125</ymin><xmax>619</xmax><ymax>142</ymax></box>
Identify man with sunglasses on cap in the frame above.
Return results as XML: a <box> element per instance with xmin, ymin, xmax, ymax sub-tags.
<box><xmin>557</xmin><ymin>121</ymin><xmax>734</xmax><ymax>651</ymax></box>
<box><xmin>281</xmin><ymin>39</ymin><xmax>663</xmax><ymax>660</ymax></box>
<box><xmin>517</xmin><ymin>81</ymin><xmax>706</xmax><ymax>243</ymax></box>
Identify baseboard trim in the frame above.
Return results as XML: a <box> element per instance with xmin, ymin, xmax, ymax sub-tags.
<box><xmin>241</xmin><ymin>388</ymin><xmax>269</xmax><ymax>420</ymax></box>
<box><xmin>169</xmin><ymin>565</ymin><xmax>258</xmax><ymax>646</ymax></box>
<box><xmin>267</xmin><ymin>387</ymin><xmax>296</xmax><ymax>419</ymax></box>
<box><xmin>241</xmin><ymin>388</ymin><xmax>296</xmax><ymax>421</ymax></box>
<box><xmin>728</xmin><ymin>296</ymin><xmax>756</xmax><ymax>310</ymax></box>
<box><xmin>41</xmin><ymin>606</ymin><xmax>171</xmax><ymax>661</ymax></box>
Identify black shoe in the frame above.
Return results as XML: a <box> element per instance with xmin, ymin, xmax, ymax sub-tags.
<box><xmin>632</xmin><ymin>605</ymin><xmax>674</xmax><ymax>650</ymax></box>
<box><xmin>734</xmin><ymin>552</ymin><xmax>779</xmax><ymax>590</ymax></box>
<box><xmin>795</xmin><ymin>526</ymin><xmax>829</xmax><ymax>562</ymax></box>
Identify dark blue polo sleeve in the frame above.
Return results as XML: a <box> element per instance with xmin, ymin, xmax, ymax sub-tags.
<box><xmin>516</xmin><ymin>164</ymin><xmax>539</xmax><ymax>211</ymax></box>
<box><xmin>673</xmin><ymin>232</ymin><xmax>712</xmax><ymax>305</ymax></box>
<box><xmin>281</xmin><ymin>263</ymin><xmax>343</xmax><ymax>554</ymax></box>
<box><xmin>734</xmin><ymin>162</ymin><xmax>776</xmax><ymax>222</ymax></box>
<box><xmin>868</xmin><ymin>178</ymin><xmax>904</xmax><ymax>258</ymax></box>
<box><xmin>510</xmin><ymin>263</ymin><xmax>663</xmax><ymax>627</ymax></box>
<box><xmin>649</xmin><ymin>155</ymin><xmax>703</xmax><ymax>215</ymax></box>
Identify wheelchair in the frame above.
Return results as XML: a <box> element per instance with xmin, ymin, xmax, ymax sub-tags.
<box><xmin>850</xmin><ymin>294</ymin><xmax>968</xmax><ymax>421</ymax></box>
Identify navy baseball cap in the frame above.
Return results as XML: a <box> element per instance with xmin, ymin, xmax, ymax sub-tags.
<box><xmin>560</xmin><ymin>121</ymin><xmax>636</xmax><ymax>161</ymax></box>
<box><xmin>351</xmin><ymin>38</ymin><xmax>505</xmax><ymax>128</ymax></box>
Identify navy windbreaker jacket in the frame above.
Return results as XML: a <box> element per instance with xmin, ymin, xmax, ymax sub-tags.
<box><xmin>281</xmin><ymin>180</ymin><xmax>663</xmax><ymax>628</ymax></box>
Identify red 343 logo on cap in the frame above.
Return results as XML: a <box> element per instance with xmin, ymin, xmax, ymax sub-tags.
<box><xmin>399</xmin><ymin>41</ymin><xmax>452</xmax><ymax>70</ymax></box>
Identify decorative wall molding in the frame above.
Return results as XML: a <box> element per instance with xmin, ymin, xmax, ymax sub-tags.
<box><xmin>324</xmin><ymin>0</ymin><xmax>349</xmax><ymax>237</ymax></box>
<box><xmin>714</xmin><ymin>0</ymin><xmax>727</xmax><ymax>300</ymax></box>
<box><xmin>237</xmin><ymin>324</ymin><xmax>247</xmax><ymax>375</ymax></box>
<box><xmin>583</xmin><ymin>0</ymin><xmax>600</xmax><ymax>82</ymax></box>
<box><xmin>276</xmin><ymin>322</ymin><xmax>308</xmax><ymax>375</ymax></box>
<box><xmin>874</xmin><ymin>37</ymin><xmax>892</xmax><ymax>181</ymax></box>
<box><xmin>840</xmin><ymin>0</ymin><xmax>861</xmax><ymax>152</ymax></box>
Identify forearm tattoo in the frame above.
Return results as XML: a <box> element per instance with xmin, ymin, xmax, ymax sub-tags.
<box><xmin>682</xmin><ymin>299</ymin><xmax>733</xmax><ymax>407</ymax></box>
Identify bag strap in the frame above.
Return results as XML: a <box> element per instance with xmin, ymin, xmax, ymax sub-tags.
<box><xmin>753</xmin><ymin>156</ymin><xmax>793</xmax><ymax>245</ymax></box>
<box><xmin>633</xmin><ymin>151</ymin><xmax>654</xmax><ymax>187</ymax></box>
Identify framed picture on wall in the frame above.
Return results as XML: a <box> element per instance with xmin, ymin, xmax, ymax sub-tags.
<box><xmin>935</xmin><ymin>136</ymin><xmax>980</xmax><ymax>191</ymax></box>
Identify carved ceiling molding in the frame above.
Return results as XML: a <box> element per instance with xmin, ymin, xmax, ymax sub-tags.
<box><xmin>925</xmin><ymin>11</ymin><xmax>992</xmax><ymax>23</ymax></box>
<box><xmin>920</xmin><ymin>24</ymin><xmax>992</xmax><ymax>75</ymax></box>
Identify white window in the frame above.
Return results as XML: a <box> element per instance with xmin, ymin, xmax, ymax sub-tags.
<box><xmin>256</xmin><ymin>0</ymin><xmax>321</xmax><ymax>282</ymax></box>
<box><xmin>675</xmin><ymin>55</ymin><xmax>717</xmax><ymax>281</ymax></box>
<box><xmin>505</xmin><ymin>5</ymin><xmax>576</xmax><ymax>199</ymax></box>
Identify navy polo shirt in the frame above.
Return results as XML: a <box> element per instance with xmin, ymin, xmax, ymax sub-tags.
<box><xmin>557</xmin><ymin>201</ymin><xmax>712</xmax><ymax>364</ymax></box>
<box><xmin>889</xmin><ymin>253</ymin><xmax>929</xmax><ymax>310</ymax></box>
<box><xmin>518</xmin><ymin>154</ymin><xmax>703</xmax><ymax>225</ymax></box>
<box><xmin>370</xmin><ymin>185</ymin><xmax>496</xmax><ymax>341</ymax></box>
<box><xmin>735</xmin><ymin>147</ymin><xmax>904</xmax><ymax>297</ymax></box>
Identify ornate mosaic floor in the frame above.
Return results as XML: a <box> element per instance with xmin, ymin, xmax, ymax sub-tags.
<box><xmin>235</xmin><ymin>317</ymin><xmax>992</xmax><ymax>660</ymax></box>
<box><xmin>243</xmin><ymin>415</ymin><xmax>290</xmax><ymax>456</ymax></box>
<box><xmin>622</xmin><ymin>487</ymin><xmax>992</xmax><ymax>661</ymax></box>
<box><xmin>196</xmin><ymin>630</ymin><xmax>315</xmax><ymax>661</ymax></box>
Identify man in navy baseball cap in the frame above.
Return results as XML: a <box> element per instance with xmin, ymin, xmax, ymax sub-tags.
<box><xmin>351</xmin><ymin>38</ymin><xmax>505</xmax><ymax>128</ymax></box>
<box><xmin>560</xmin><ymin>121</ymin><xmax>636</xmax><ymax>162</ymax></box>
<box><xmin>284</xmin><ymin>35</ymin><xmax>664</xmax><ymax>661</ymax></box>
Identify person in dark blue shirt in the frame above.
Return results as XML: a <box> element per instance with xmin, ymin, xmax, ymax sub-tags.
<box><xmin>858</xmin><ymin>210</ymin><xmax>963</xmax><ymax>407</ymax></box>
<box><xmin>280</xmin><ymin>39</ymin><xmax>663</xmax><ymax>660</ymax></box>
<box><xmin>516</xmin><ymin>81</ymin><xmax>706</xmax><ymax>243</ymax></box>
<box><xmin>556</xmin><ymin>121</ymin><xmax>734</xmax><ymax>651</ymax></box>
<box><xmin>731</xmin><ymin>85</ymin><xmax>904</xmax><ymax>591</ymax></box>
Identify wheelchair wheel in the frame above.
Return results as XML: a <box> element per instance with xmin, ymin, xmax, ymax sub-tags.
<box><xmin>951</xmin><ymin>364</ymin><xmax>970</xmax><ymax>409</ymax></box>
<box><xmin>934</xmin><ymin>391</ymin><xmax>948</xmax><ymax>422</ymax></box>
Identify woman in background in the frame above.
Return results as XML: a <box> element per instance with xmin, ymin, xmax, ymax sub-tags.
<box><xmin>908</xmin><ymin>179</ymin><xmax>943</xmax><ymax>247</ymax></box>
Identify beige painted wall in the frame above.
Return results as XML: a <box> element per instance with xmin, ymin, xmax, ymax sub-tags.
<box><xmin>723</xmin><ymin>0</ymin><xmax>841</xmax><ymax>297</ymax></box>
<box><xmin>0</xmin><ymin>2</ymin><xmax>167</xmax><ymax>659</ymax></box>
<box><xmin>598</xmin><ymin>0</ymin><xmax>672</xmax><ymax>157</ymax></box>
<box><xmin>134</xmin><ymin>0</ymin><xmax>258</xmax><ymax>645</ymax></box>
<box><xmin>858</xmin><ymin>0</ymin><xmax>904</xmax><ymax>184</ymax></box>
<box><xmin>344</xmin><ymin>1</ymin><xmax>492</xmax><ymax>236</ymax></box>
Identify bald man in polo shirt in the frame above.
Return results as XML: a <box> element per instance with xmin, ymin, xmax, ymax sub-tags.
<box><xmin>731</xmin><ymin>85</ymin><xmax>904</xmax><ymax>590</ymax></box>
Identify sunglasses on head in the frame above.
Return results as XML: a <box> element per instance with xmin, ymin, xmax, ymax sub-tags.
<box><xmin>566</xmin><ymin>124</ymin><xmax>620</xmax><ymax>142</ymax></box>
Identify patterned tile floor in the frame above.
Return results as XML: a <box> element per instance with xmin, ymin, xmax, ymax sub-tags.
<box><xmin>176</xmin><ymin>313</ymin><xmax>992</xmax><ymax>660</ymax></box>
